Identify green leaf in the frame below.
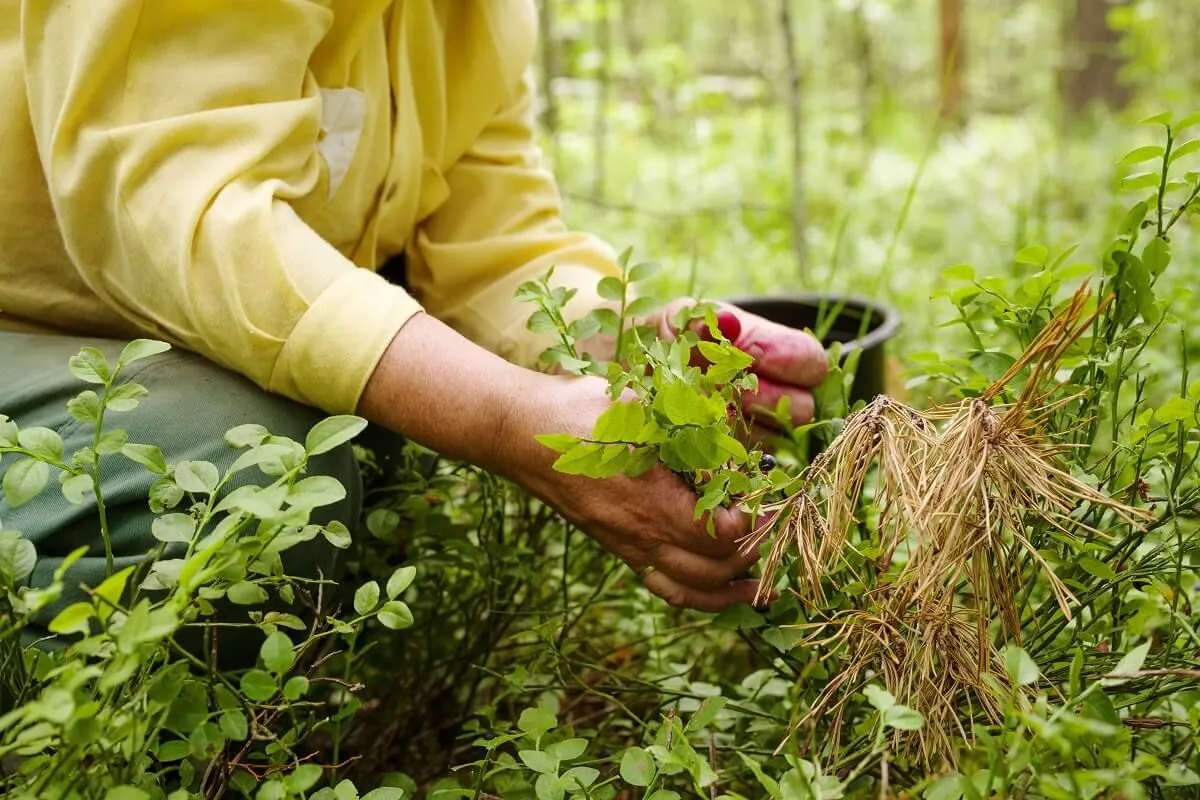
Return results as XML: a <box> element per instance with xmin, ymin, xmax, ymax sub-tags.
<box><xmin>519</xmin><ymin>749</ymin><xmax>559</xmax><ymax>774</ymax></box>
<box><xmin>67</xmin><ymin>391</ymin><xmax>102</xmax><ymax>424</ymax></box>
<box><xmin>1003</xmin><ymin>645</ymin><xmax>1040</xmax><ymax>686</ymax></box>
<box><xmin>1014</xmin><ymin>244</ymin><xmax>1048</xmax><ymax>266</ymax></box>
<box><xmin>518</xmin><ymin>706</ymin><xmax>557</xmax><ymax>734</ymax></box>
<box><xmin>225</xmin><ymin>424</ymin><xmax>270</xmax><ymax>449</ymax></box>
<box><xmin>118</xmin><ymin>339</ymin><xmax>171</xmax><ymax>367</ymax></box>
<box><xmin>628</xmin><ymin>261</ymin><xmax>661</xmax><ymax>283</ymax></box>
<box><xmin>323</xmin><ymin>520</ymin><xmax>353</xmax><ymax>549</ymax></box>
<box><xmin>306</xmin><ymin>415</ymin><xmax>368</xmax><ymax>456</ymax></box>
<box><xmin>562</xmin><ymin>766</ymin><xmax>599</xmax><ymax>789</ymax></box>
<box><xmin>942</xmin><ymin>263</ymin><xmax>975</xmax><ymax>282</ymax></box>
<box><xmin>1120</xmin><ymin>171</ymin><xmax>1162</xmax><ymax>192</ymax></box>
<box><xmin>1155</xmin><ymin>396</ymin><xmax>1194</xmax><ymax>424</ymax></box>
<box><xmin>60</xmin><ymin>472</ymin><xmax>93</xmax><ymax>505</ymax></box>
<box><xmin>283</xmin><ymin>676</ymin><xmax>310</xmax><ymax>701</ymax></box>
<box><xmin>152</xmin><ymin>514</ymin><xmax>196</xmax><ymax>544</ymax></box>
<box><xmin>0</xmin><ymin>531</ymin><xmax>37</xmax><ymax>584</ymax></box>
<box><xmin>548</xmin><ymin>738</ymin><xmax>588</xmax><ymax>761</ymax></box>
<box><xmin>619</xmin><ymin>746</ymin><xmax>656</xmax><ymax>787</ymax></box>
<box><xmin>656</xmin><ymin>381</ymin><xmax>716</xmax><ymax>427</ymax></box>
<box><xmin>18</xmin><ymin>427</ymin><xmax>64</xmax><ymax>461</ymax></box>
<box><xmin>686</xmin><ymin>696</ymin><xmax>727</xmax><ymax>731</ymax></box>
<box><xmin>69</xmin><ymin>347</ymin><xmax>111</xmax><ymax>385</ymax></box>
<box><xmin>1120</xmin><ymin>200</ymin><xmax>1150</xmax><ymax>235</ymax></box>
<box><xmin>96</xmin><ymin>428</ymin><xmax>128</xmax><ymax>455</ymax></box>
<box><xmin>1078</xmin><ymin>555</ymin><xmax>1118</xmax><ymax>581</ymax></box>
<box><xmin>1102</xmin><ymin>642</ymin><xmax>1151</xmax><ymax>686</ymax></box>
<box><xmin>660</xmin><ymin>427</ymin><xmax>725</xmax><ymax>472</ymax></box>
<box><xmin>1119</xmin><ymin>145</ymin><xmax>1165</xmax><ymax>165</ymax></box>
<box><xmin>105</xmin><ymin>787</ymin><xmax>151</xmax><ymax>800</ymax></box>
<box><xmin>239</xmin><ymin>669</ymin><xmax>277</xmax><ymax>702</ymax></box>
<box><xmin>1173</xmin><ymin>111</ymin><xmax>1200</xmax><ymax>134</ymax></box>
<box><xmin>122</xmin><ymin>443</ymin><xmax>168</xmax><ymax>474</ymax></box>
<box><xmin>925</xmin><ymin>775</ymin><xmax>966</xmax><ymax>800</ymax></box>
<box><xmin>175</xmin><ymin>461</ymin><xmax>219</xmax><ymax>494</ymax></box>
<box><xmin>386</xmin><ymin>566</ymin><xmax>416</xmax><ymax>599</ymax></box>
<box><xmin>378</xmin><ymin>600</ymin><xmax>414</xmax><ymax>630</ymax></box>
<box><xmin>882</xmin><ymin>704</ymin><xmax>925</xmax><ymax>730</ymax></box>
<box><xmin>261</xmin><ymin>631</ymin><xmax>295</xmax><ymax>674</ymax></box>
<box><xmin>535</xmin><ymin>433</ymin><xmax>580</xmax><ymax>453</ymax></box>
<box><xmin>219</xmin><ymin>710</ymin><xmax>248</xmax><ymax>742</ymax></box>
<box><xmin>551</xmin><ymin>442</ymin><xmax>606</xmax><ymax>475</ymax></box>
<box><xmin>48</xmin><ymin>601</ymin><xmax>94</xmax><ymax>636</ymax></box>
<box><xmin>863</xmin><ymin>684</ymin><xmax>894</xmax><ymax>711</ymax></box>
<box><xmin>287</xmin><ymin>764</ymin><xmax>324</xmax><ymax>793</ymax></box>
<box><xmin>1170</xmin><ymin>138</ymin><xmax>1200</xmax><ymax>164</ymax></box>
<box><xmin>1137</xmin><ymin>111</ymin><xmax>1172</xmax><ymax>127</ymax></box>
<box><xmin>593</xmin><ymin>400</ymin><xmax>645</xmax><ymax>443</ymax></box>
<box><xmin>1143</xmin><ymin>236</ymin><xmax>1171</xmax><ymax>276</ymax></box>
<box><xmin>355</xmin><ymin>581</ymin><xmax>381</xmax><ymax>615</ymax></box>
<box><xmin>597</xmin><ymin>276</ymin><xmax>625</xmax><ymax>302</ymax></box>
<box><xmin>361</xmin><ymin>791</ymin><xmax>406</xmax><ymax>800</ymax></box>
<box><xmin>227</xmin><ymin>582</ymin><xmax>269</xmax><ymax>606</ymax></box>
<box><xmin>106</xmin><ymin>382</ymin><xmax>148</xmax><ymax>412</ymax></box>
<box><xmin>626</xmin><ymin>295</ymin><xmax>664</xmax><ymax>319</ymax></box>
<box><xmin>3</xmin><ymin>458</ymin><xmax>50</xmax><ymax>508</ymax></box>
<box><xmin>0</xmin><ymin>415</ymin><xmax>16</xmax><ymax>446</ymax></box>
<box><xmin>288</xmin><ymin>475</ymin><xmax>347</xmax><ymax>509</ymax></box>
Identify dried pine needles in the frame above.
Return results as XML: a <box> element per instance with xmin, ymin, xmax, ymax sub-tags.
<box><xmin>739</xmin><ymin>285</ymin><xmax>1154</xmax><ymax>766</ymax></box>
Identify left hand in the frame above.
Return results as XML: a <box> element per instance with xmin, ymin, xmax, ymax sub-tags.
<box><xmin>656</xmin><ymin>298</ymin><xmax>829</xmax><ymax>442</ymax></box>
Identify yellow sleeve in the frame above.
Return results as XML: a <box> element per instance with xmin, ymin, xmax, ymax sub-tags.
<box><xmin>406</xmin><ymin>69</ymin><xmax>623</xmax><ymax>371</ymax></box>
<box><xmin>21</xmin><ymin>1</ymin><xmax>421</xmax><ymax>415</ymax></box>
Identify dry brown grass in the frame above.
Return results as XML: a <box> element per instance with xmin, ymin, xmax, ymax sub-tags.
<box><xmin>740</xmin><ymin>284</ymin><xmax>1154</xmax><ymax>766</ymax></box>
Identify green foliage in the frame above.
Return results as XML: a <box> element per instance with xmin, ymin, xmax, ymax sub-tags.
<box><xmin>0</xmin><ymin>344</ymin><xmax>417</xmax><ymax>798</ymax></box>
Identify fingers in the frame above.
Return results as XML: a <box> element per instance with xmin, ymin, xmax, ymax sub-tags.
<box><xmin>642</xmin><ymin>572</ymin><xmax>765</xmax><ymax>613</ymax></box>
<box><xmin>742</xmin><ymin>379</ymin><xmax>815</xmax><ymax>428</ymax></box>
<box><xmin>735</xmin><ymin>313</ymin><xmax>828</xmax><ymax>388</ymax></box>
<box><xmin>641</xmin><ymin>541</ymin><xmax>760</xmax><ymax>591</ymax></box>
<box><xmin>660</xmin><ymin>298</ymin><xmax>828</xmax><ymax>389</ymax></box>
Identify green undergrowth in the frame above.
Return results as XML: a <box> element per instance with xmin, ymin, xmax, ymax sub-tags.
<box><xmin>0</xmin><ymin>112</ymin><xmax>1197</xmax><ymax>799</ymax></box>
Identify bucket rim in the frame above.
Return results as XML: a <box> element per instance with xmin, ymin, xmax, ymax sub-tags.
<box><xmin>725</xmin><ymin>292</ymin><xmax>902</xmax><ymax>354</ymax></box>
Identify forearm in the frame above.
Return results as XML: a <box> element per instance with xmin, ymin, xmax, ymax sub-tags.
<box><xmin>356</xmin><ymin>311</ymin><xmax>571</xmax><ymax>480</ymax></box>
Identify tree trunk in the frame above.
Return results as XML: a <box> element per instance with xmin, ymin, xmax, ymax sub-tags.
<box><xmin>778</xmin><ymin>0</ymin><xmax>807</xmax><ymax>279</ymax></box>
<box><xmin>1060</xmin><ymin>0</ymin><xmax>1132</xmax><ymax>114</ymax></box>
<box><xmin>938</xmin><ymin>0</ymin><xmax>966</xmax><ymax>123</ymax></box>
<box><xmin>592</xmin><ymin>0</ymin><xmax>611</xmax><ymax>198</ymax></box>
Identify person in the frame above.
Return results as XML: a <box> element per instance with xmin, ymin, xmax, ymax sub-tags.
<box><xmin>0</xmin><ymin>1</ymin><xmax>828</xmax><ymax>635</ymax></box>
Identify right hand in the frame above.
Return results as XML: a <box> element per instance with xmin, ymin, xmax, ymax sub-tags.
<box><xmin>358</xmin><ymin>312</ymin><xmax>770</xmax><ymax>612</ymax></box>
<box><xmin>501</xmin><ymin>373</ymin><xmax>769</xmax><ymax>612</ymax></box>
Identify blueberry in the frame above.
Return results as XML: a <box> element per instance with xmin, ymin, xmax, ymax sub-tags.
<box><xmin>758</xmin><ymin>454</ymin><xmax>777</xmax><ymax>472</ymax></box>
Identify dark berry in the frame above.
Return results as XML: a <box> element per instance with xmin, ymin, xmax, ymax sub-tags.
<box><xmin>758</xmin><ymin>453</ymin><xmax>777</xmax><ymax>472</ymax></box>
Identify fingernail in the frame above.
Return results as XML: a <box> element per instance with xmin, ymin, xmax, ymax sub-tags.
<box><xmin>716</xmin><ymin>311</ymin><xmax>742</xmax><ymax>342</ymax></box>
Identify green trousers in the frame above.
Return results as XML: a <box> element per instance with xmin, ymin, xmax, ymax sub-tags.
<box><xmin>0</xmin><ymin>332</ymin><xmax>367</xmax><ymax>661</ymax></box>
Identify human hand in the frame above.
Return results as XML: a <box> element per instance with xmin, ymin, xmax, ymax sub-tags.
<box><xmin>505</xmin><ymin>373</ymin><xmax>770</xmax><ymax>612</ymax></box>
<box><xmin>656</xmin><ymin>298</ymin><xmax>829</xmax><ymax>443</ymax></box>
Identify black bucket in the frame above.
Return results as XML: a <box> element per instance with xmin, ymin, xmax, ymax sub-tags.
<box><xmin>726</xmin><ymin>293</ymin><xmax>901</xmax><ymax>405</ymax></box>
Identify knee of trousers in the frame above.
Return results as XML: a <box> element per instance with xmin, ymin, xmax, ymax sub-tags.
<box><xmin>0</xmin><ymin>335</ymin><xmax>364</xmax><ymax>654</ymax></box>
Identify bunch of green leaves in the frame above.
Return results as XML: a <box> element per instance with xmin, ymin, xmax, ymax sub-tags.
<box><xmin>0</xmin><ymin>341</ymin><xmax>417</xmax><ymax>799</ymax></box>
<box><xmin>517</xmin><ymin>248</ymin><xmax>791</xmax><ymax>524</ymax></box>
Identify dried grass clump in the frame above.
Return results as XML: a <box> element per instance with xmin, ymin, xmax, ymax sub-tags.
<box><xmin>794</xmin><ymin>592</ymin><xmax>1007</xmax><ymax>766</ymax></box>
<box><xmin>741</xmin><ymin>284</ymin><xmax>1155</xmax><ymax>766</ymax></box>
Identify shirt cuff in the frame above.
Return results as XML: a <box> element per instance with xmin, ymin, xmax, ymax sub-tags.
<box><xmin>270</xmin><ymin>267</ymin><xmax>423</xmax><ymax>415</ymax></box>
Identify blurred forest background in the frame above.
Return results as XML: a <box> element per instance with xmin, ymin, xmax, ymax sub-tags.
<box><xmin>528</xmin><ymin>0</ymin><xmax>1198</xmax><ymax>361</ymax></box>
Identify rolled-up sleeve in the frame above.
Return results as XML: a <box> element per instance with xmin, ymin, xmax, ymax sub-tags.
<box><xmin>21</xmin><ymin>0</ymin><xmax>421</xmax><ymax>414</ymax></box>
<box><xmin>407</xmin><ymin>68</ymin><xmax>622</xmax><ymax>371</ymax></box>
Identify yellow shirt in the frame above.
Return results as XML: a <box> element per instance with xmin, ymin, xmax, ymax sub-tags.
<box><xmin>0</xmin><ymin>1</ymin><xmax>619</xmax><ymax>414</ymax></box>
